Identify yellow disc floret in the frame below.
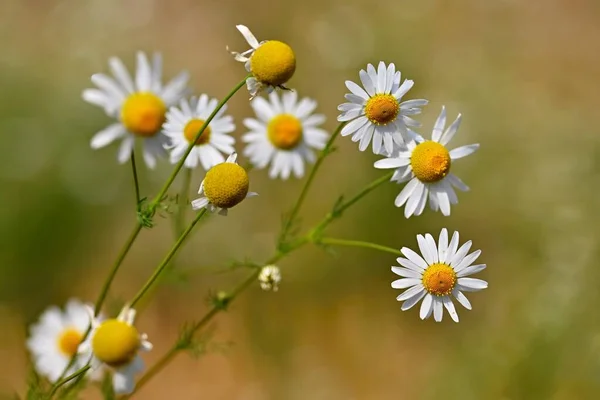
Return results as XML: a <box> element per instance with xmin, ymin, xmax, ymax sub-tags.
<box><xmin>184</xmin><ymin>119</ymin><xmax>211</xmax><ymax>146</ymax></box>
<box><xmin>250</xmin><ymin>41</ymin><xmax>296</xmax><ymax>86</ymax></box>
<box><xmin>92</xmin><ymin>319</ymin><xmax>140</xmax><ymax>367</ymax></box>
<box><xmin>410</xmin><ymin>141</ymin><xmax>451</xmax><ymax>183</ymax></box>
<box><xmin>121</xmin><ymin>92</ymin><xmax>166</xmax><ymax>137</ymax></box>
<box><xmin>364</xmin><ymin>94</ymin><xmax>400</xmax><ymax>125</ymax></box>
<box><xmin>203</xmin><ymin>162</ymin><xmax>249</xmax><ymax>209</ymax></box>
<box><xmin>57</xmin><ymin>328</ymin><xmax>83</xmax><ymax>357</ymax></box>
<box><xmin>421</xmin><ymin>263</ymin><xmax>457</xmax><ymax>296</ymax></box>
<box><xmin>267</xmin><ymin>114</ymin><xmax>303</xmax><ymax>150</ymax></box>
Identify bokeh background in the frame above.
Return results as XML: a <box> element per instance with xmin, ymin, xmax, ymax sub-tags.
<box><xmin>1</xmin><ymin>0</ymin><xmax>600</xmax><ymax>399</ymax></box>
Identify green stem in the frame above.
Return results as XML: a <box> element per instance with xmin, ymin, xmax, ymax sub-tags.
<box><xmin>131</xmin><ymin>151</ymin><xmax>141</xmax><ymax>209</ymax></box>
<box><xmin>130</xmin><ymin>209</ymin><xmax>207</xmax><ymax>308</ymax></box>
<box><xmin>47</xmin><ymin>365</ymin><xmax>91</xmax><ymax>399</ymax></box>
<box><xmin>148</xmin><ymin>76</ymin><xmax>249</xmax><ymax>214</ymax></box>
<box><xmin>317</xmin><ymin>237</ymin><xmax>401</xmax><ymax>255</ymax></box>
<box><xmin>308</xmin><ymin>171</ymin><xmax>394</xmax><ymax>238</ymax></box>
<box><xmin>124</xmin><ymin>172</ymin><xmax>394</xmax><ymax>396</ymax></box>
<box><xmin>174</xmin><ymin>168</ymin><xmax>192</xmax><ymax>237</ymax></box>
<box><xmin>278</xmin><ymin>122</ymin><xmax>343</xmax><ymax>246</ymax></box>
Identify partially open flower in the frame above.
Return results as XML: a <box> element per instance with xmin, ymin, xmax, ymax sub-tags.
<box><xmin>229</xmin><ymin>25</ymin><xmax>296</xmax><ymax>99</ymax></box>
<box><xmin>191</xmin><ymin>153</ymin><xmax>258</xmax><ymax>216</ymax></box>
<box><xmin>84</xmin><ymin>306</ymin><xmax>152</xmax><ymax>395</ymax></box>
<box><xmin>258</xmin><ymin>265</ymin><xmax>281</xmax><ymax>291</ymax></box>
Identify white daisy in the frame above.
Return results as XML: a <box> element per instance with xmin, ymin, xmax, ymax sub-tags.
<box><xmin>83</xmin><ymin>51</ymin><xmax>189</xmax><ymax>168</ymax></box>
<box><xmin>191</xmin><ymin>153</ymin><xmax>258</xmax><ymax>216</ymax></box>
<box><xmin>391</xmin><ymin>229</ymin><xmax>488</xmax><ymax>322</ymax></box>
<box><xmin>242</xmin><ymin>91</ymin><xmax>328</xmax><ymax>179</ymax></box>
<box><xmin>26</xmin><ymin>299</ymin><xmax>96</xmax><ymax>383</ymax></box>
<box><xmin>228</xmin><ymin>25</ymin><xmax>296</xmax><ymax>99</ymax></box>
<box><xmin>163</xmin><ymin>95</ymin><xmax>236</xmax><ymax>170</ymax></box>
<box><xmin>84</xmin><ymin>306</ymin><xmax>152</xmax><ymax>395</ymax></box>
<box><xmin>337</xmin><ymin>61</ymin><xmax>428</xmax><ymax>155</ymax></box>
<box><xmin>374</xmin><ymin>106</ymin><xmax>479</xmax><ymax>218</ymax></box>
<box><xmin>258</xmin><ymin>265</ymin><xmax>282</xmax><ymax>292</ymax></box>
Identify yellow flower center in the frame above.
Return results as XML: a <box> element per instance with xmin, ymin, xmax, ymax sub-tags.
<box><xmin>410</xmin><ymin>141</ymin><xmax>451</xmax><ymax>183</ymax></box>
<box><xmin>57</xmin><ymin>328</ymin><xmax>83</xmax><ymax>357</ymax></box>
<box><xmin>267</xmin><ymin>114</ymin><xmax>303</xmax><ymax>150</ymax></box>
<box><xmin>250</xmin><ymin>41</ymin><xmax>296</xmax><ymax>86</ymax></box>
<box><xmin>92</xmin><ymin>319</ymin><xmax>140</xmax><ymax>367</ymax></box>
<box><xmin>183</xmin><ymin>119</ymin><xmax>211</xmax><ymax>146</ymax></box>
<box><xmin>364</xmin><ymin>94</ymin><xmax>400</xmax><ymax>125</ymax></box>
<box><xmin>120</xmin><ymin>92</ymin><xmax>166</xmax><ymax>137</ymax></box>
<box><xmin>203</xmin><ymin>162</ymin><xmax>249</xmax><ymax>209</ymax></box>
<box><xmin>421</xmin><ymin>263</ymin><xmax>457</xmax><ymax>296</ymax></box>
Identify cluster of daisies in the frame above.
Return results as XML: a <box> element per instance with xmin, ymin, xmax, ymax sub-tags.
<box><xmin>25</xmin><ymin>24</ymin><xmax>488</xmax><ymax>397</ymax></box>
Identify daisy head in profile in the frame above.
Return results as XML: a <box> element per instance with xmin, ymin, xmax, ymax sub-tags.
<box><xmin>191</xmin><ymin>153</ymin><xmax>258</xmax><ymax>216</ymax></box>
<box><xmin>242</xmin><ymin>91</ymin><xmax>328</xmax><ymax>180</ymax></box>
<box><xmin>27</xmin><ymin>299</ymin><xmax>98</xmax><ymax>383</ymax></box>
<box><xmin>338</xmin><ymin>61</ymin><xmax>428</xmax><ymax>155</ymax></box>
<box><xmin>228</xmin><ymin>25</ymin><xmax>296</xmax><ymax>99</ymax></box>
<box><xmin>163</xmin><ymin>94</ymin><xmax>236</xmax><ymax>171</ymax></box>
<box><xmin>84</xmin><ymin>305</ymin><xmax>152</xmax><ymax>395</ymax></box>
<box><xmin>374</xmin><ymin>106</ymin><xmax>479</xmax><ymax>218</ymax></box>
<box><xmin>391</xmin><ymin>229</ymin><xmax>488</xmax><ymax>323</ymax></box>
<box><xmin>83</xmin><ymin>51</ymin><xmax>189</xmax><ymax>168</ymax></box>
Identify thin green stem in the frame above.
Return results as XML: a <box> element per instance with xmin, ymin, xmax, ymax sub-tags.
<box><xmin>47</xmin><ymin>365</ymin><xmax>91</xmax><ymax>399</ymax></box>
<box><xmin>309</xmin><ymin>171</ymin><xmax>394</xmax><ymax>238</ymax></box>
<box><xmin>148</xmin><ymin>76</ymin><xmax>249</xmax><ymax>214</ymax></box>
<box><xmin>278</xmin><ymin>122</ymin><xmax>343</xmax><ymax>246</ymax></box>
<box><xmin>317</xmin><ymin>237</ymin><xmax>401</xmax><ymax>255</ymax></box>
<box><xmin>124</xmin><ymin>167</ymin><xmax>394</xmax><ymax>398</ymax></box>
<box><xmin>174</xmin><ymin>168</ymin><xmax>192</xmax><ymax>237</ymax></box>
<box><xmin>131</xmin><ymin>151</ymin><xmax>141</xmax><ymax>209</ymax></box>
<box><xmin>130</xmin><ymin>209</ymin><xmax>207</xmax><ymax>308</ymax></box>
<box><xmin>95</xmin><ymin>223</ymin><xmax>143</xmax><ymax>315</ymax></box>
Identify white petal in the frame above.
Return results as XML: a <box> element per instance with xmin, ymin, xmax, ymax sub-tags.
<box><xmin>433</xmin><ymin>298</ymin><xmax>443</xmax><ymax>322</ymax></box>
<box><xmin>396</xmin><ymin>286</ymin><xmax>424</xmax><ymax>302</ymax></box>
<box><xmin>391</xmin><ymin>266</ymin><xmax>421</xmax><ymax>278</ymax></box>
<box><xmin>395</xmin><ymin>178</ymin><xmax>419</xmax><ymax>208</ymax></box>
<box><xmin>440</xmin><ymin>114</ymin><xmax>462</xmax><ymax>146</ymax></box>
<box><xmin>457</xmin><ymin>264</ymin><xmax>486</xmax><ymax>278</ymax></box>
<box><xmin>450</xmin><ymin>240</ymin><xmax>472</xmax><ymax>268</ymax></box>
<box><xmin>191</xmin><ymin>197</ymin><xmax>209</xmax><ymax>210</ymax></box>
<box><xmin>457</xmin><ymin>277</ymin><xmax>488</xmax><ymax>291</ymax></box>
<box><xmin>109</xmin><ymin>57</ymin><xmax>135</xmax><ymax>94</ymax></box>
<box><xmin>442</xmin><ymin>296</ymin><xmax>459</xmax><ymax>322</ymax></box>
<box><xmin>453</xmin><ymin>289</ymin><xmax>472</xmax><ymax>310</ymax></box>
<box><xmin>358</xmin><ymin>125</ymin><xmax>374</xmax><ymax>151</ymax></box>
<box><xmin>90</xmin><ymin>124</ymin><xmax>126</xmax><ymax>149</ymax></box>
<box><xmin>404</xmin><ymin>180</ymin><xmax>425</xmax><ymax>218</ymax></box>
<box><xmin>417</xmin><ymin>235</ymin><xmax>434</xmax><ymax>265</ymax></box>
<box><xmin>117</xmin><ymin>136</ymin><xmax>134</xmax><ymax>164</ymax></box>
<box><xmin>374</xmin><ymin>157</ymin><xmax>409</xmax><ymax>169</ymax></box>
<box><xmin>425</xmin><ymin>234</ymin><xmax>438</xmax><ymax>263</ymax></box>
<box><xmin>395</xmin><ymin>256</ymin><xmax>424</xmax><ymax>272</ymax></box>
<box><xmin>345</xmin><ymin>80</ymin><xmax>369</xmax><ymax>100</ymax></box>
<box><xmin>447</xmin><ymin>173</ymin><xmax>470</xmax><ymax>192</ymax></box>
<box><xmin>445</xmin><ymin>231</ymin><xmax>460</xmax><ymax>261</ymax></box>
<box><xmin>135</xmin><ymin>52</ymin><xmax>152</xmax><ymax>92</ymax></box>
<box><xmin>359</xmin><ymin>69</ymin><xmax>375</xmax><ymax>97</ymax></box>
<box><xmin>432</xmin><ymin>106</ymin><xmax>446</xmax><ymax>142</ymax></box>
<box><xmin>420</xmin><ymin>294</ymin><xmax>433</xmax><ymax>319</ymax></box>
<box><xmin>450</xmin><ymin>144</ymin><xmax>479</xmax><ymax>160</ymax></box>
<box><xmin>236</xmin><ymin>25</ymin><xmax>260</xmax><ymax>49</ymax></box>
<box><xmin>437</xmin><ymin>229</ymin><xmax>449</xmax><ymax>263</ymax></box>
<box><xmin>391</xmin><ymin>278</ymin><xmax>420</xmax><ymax>289</ymax></box>
<box><xmin>400</xmin><ymin>247</ymin><xmax>429</xmax><ymax>270</ymax></box>
<box><xmin>454</xmin><ymin>250</ymin><xmax>482</xmax><ymax>273</ymax></box>
<box><xmin>401</xmin><ymin>289</ymin><xmax>426</xmax><ymax>311</ymax></box>
<box><xmin>376</xmin><ymin>61</ymin><xmax>387</xmax><ymax>93</ymax></box>
<box><xmin>161</xmin><ymin>71</ymin><xmax>190</xmax><ymax>105</ymax></box>
<box><xmin>393</xmin><ymin>79</ymin><xmax>414</xmax><ymax>99</ymax></box>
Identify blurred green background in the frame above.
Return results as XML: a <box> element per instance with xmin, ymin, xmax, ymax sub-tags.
<box><xmin>1</xmin><ymin>0</ymin><xmax>600</xmax><ymax>399</ymax></box>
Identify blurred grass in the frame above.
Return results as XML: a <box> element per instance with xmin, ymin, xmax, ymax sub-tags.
<box><xmin>1</xmin><ymin>0</ymin><xmax>600</xmax><ymax>399</ymax></box>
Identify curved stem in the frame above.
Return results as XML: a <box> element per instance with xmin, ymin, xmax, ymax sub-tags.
<box><xmin>125</xmin><ymin>172</ymin><xmax>394</xmax><ymax>397</ymax></box>
<box><xmin>148</xmin><ymin>76</ymin><xmax>249</xmax><ymax>214</ymax></box>
<box><xmin>47</xmin><ymin>365</ymin><xmax>91</xmax><ymax>399</ymax></box>
<box><xmin>278</xmin><ymin>122</ymin><xmax>343</xmax><ymax>246</ymax></box>
<box><xmin>317</xmin><ymin>237</ymin><xmax>401</xmax><ymax>255</ymax></box>
<box><xmin>131</xmin><ymin>151</ymin><xmax>141</xmax><ymax>209</ymax></box>
<box><xmin>130</xmin><ymin>209</ymin><xmax>207</xmax><ymax>308</ymax></box>
<box><xmin>174</xmin><ymin>168</ymin><xmax>192</xmax><ymax>237</ymax></box>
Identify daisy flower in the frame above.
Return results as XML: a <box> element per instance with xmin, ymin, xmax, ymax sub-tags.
<box><xmin>84</xmin><ymin>306</ymin><xmax>152</xmax><ymax>395</ymax></box>
<box><xmin>374</xmin><ymin>106</ymin><xmax>479</xmax><ymax>218</ymax></box>
<box><xmin>337</xmin><ymin>61</ymin><xmax>428</xmax><ymax>155</ymax></box>
<box><xmin>242</xmin><ymin>91</ymin><xmax>328</xmax><ymax>179</ymax></box>
<box><xmin>391</xmin><ymin>229</ymin><xmax>488</xmax><ymax>322</ymax></box>
<box><xmin>163</xmin><ymin>95</ymin><xmax>236</xmax><ymax>170</ymax></box>
<box><xmin>26</xmin><ymin>299</ymin><xmax>96</xmax><ymax>383</ymax></box>
<box><xmin>191</xmin><ymin>153</ymin><xmax>258</xmax><ymax>216</ymax></box>
<box><xmin>258</xmin><ymin>265</ymin><xmax>282</xmax><ymax>292</ymax></box>
<box><xmin>83</xmin><ymin>51</ymin><xmax>189</xmax><ymax>168</ymax></box>
<box><xmin>228</xmin><ymin>25</ymin><xmax>296</xmax><ymax>99</ymax></box>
